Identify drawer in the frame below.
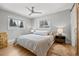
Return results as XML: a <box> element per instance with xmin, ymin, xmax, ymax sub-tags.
<box><xmin>0</xmin><ymin>46</ymin><xmax>3</xmax><ymax>48</ymax></box>
<box><xmin>55</xmin><ymin>38</ymin><xmax>65</xmax><ymax>43</ymax></box>
<box><xmin>0</xmin><ymin>43</ymin><xmax>3</xmax><ymax>45</ymax></box>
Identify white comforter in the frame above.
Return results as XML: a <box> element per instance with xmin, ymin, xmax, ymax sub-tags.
<box><xmin>16</xmin><ymin>34</ymin><xmax>54</xmax><ymax>56</ymax></box>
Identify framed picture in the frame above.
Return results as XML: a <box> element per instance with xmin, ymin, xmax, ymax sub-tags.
<box><xmin>8</xmin><ymin>16</ymin><xmax>24</xmax><ymax>30</ymax></box>
<box><xmin>39</xmin><ymin>20</ymin><xmax>49</xmax><ymax>28</ymax></box>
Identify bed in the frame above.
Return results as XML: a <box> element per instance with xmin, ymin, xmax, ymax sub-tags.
<box><xmin>15</xmin><ymin>30</ymin><xmax>54</xmax><ymax>56</ymax></box>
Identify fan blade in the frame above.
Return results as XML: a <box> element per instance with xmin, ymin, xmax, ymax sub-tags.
<box><xmin>26</xmin><ymin>7</ymin><xmax>32</xmax><ymax>11</ymax></box>
<box><xmin>29</xmin><ymin>12</ymin><xmax>32</xmax><ymax>15</ymax></box>
<box><xmin>34</xmin><ymin>12</ymin><xmax>42</xmax><ymax>14</ymax></box>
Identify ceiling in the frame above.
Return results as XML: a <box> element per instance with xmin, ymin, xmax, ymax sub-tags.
<box><xmin>0</xmin><ymin>3</ymin><xmax>73</xmax><ymax>18</ymax></box>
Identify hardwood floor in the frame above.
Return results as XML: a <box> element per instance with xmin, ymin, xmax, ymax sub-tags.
<box><xmin>47</xmin><ymin>43</ymin><xmax>76</xmax><ymax>56</ymax></box>
<box><xmin>0</xmin><ymin>43</ymin><xmax>76</xmax><ymax>56</ymax></box>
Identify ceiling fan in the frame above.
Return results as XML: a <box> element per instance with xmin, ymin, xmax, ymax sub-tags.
<box><xmin>26</xmin><ymin>6</ymin><xmax>42</xmax><ymax>15</ymax></box>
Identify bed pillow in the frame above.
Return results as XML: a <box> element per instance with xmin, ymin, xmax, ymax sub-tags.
<box><xmin>48</xmin><ymin>31</ymin><xmax>55</xmax><ymax>36</ymax></box>
<box><xmin>33</xmin><ymin>30</ymin><xmax>49</xmax><ymax>36</ymax></box>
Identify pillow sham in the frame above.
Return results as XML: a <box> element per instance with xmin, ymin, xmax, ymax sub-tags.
<box><xmin>33</xmin><ymin>30</ymin><xmax>49</xmax><ymax>36</ymax></box>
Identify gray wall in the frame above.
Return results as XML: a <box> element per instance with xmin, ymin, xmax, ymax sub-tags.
<box><xmin>0</xmin><ymin>9</ymin><xmax>32</xmax><ymax>42</ymax></box>
<box><xmin>33</xmin><ymin>10</ymin><xmax>71</xmax><ymax>43</ymax></box>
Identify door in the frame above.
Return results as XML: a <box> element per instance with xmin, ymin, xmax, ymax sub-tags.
<box><xmin>71</xmin><ymin>4</ymin><xmax>77</xmax><ymax>48</ymax></box>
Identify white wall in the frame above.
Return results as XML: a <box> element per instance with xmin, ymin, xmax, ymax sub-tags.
<box><xmin>33</xmin><ymin>10</ymin><xmax>71</xmax><ymax>43</ymax></box>
<box><xmin>71</xmin><ymin>5</ymin><xmax>77</xmax><ymax>47</ymax></box>
<box><xmin>0</xmin><ymin>9</ymin><xmax>32</xmax><ymax>42</ymax></box>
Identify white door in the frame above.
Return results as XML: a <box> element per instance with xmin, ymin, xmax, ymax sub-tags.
<box><xmin>71</xmin><ymin>5</ymin><xmax>77</xmax><ymax>47</ymax></box>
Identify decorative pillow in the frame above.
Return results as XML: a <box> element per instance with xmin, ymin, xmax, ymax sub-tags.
<box><xmin>48</xmin><ymin>31</ymin><xmax>56</xmax><ymax>36</ymax></box>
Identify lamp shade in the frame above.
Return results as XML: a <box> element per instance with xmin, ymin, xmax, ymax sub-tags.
<box><xmin>57</xmin><ymin>27</ymin><xmax>64</xmax><ymax>34</ymax></box>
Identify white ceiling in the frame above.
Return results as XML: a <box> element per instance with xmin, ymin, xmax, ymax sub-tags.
<box><xmin>0</xmin><ymin>3</ymin><xmax>73</xmax><ymax>18</ymax></box>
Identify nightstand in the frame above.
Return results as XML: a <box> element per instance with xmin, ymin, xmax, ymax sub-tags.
<box><xmin>54</xmin><ymin>35</ymin><xmax>66</xmax><ymax>44</ymax></box>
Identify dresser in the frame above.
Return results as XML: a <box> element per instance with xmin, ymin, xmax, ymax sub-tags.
<box><xmin>0</xmin><ymin>32</ymin><xmax>8</xmax><ymax>48</ymax></box>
